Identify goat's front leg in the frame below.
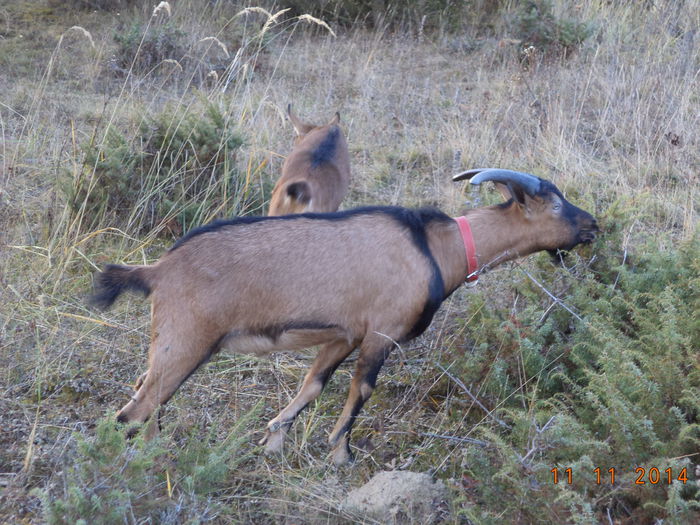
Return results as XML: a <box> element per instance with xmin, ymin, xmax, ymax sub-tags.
<box><xmin>327</xmin><ymin>340</ymin><xmax>392</xmax><ymax>466</ymax></box>
<box><xmin>260</xmin><ymin>339</ymin><xmax>355</xmax><ymax>454</ymax></box>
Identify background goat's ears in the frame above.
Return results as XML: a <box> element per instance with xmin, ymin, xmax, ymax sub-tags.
<box><xmin>287</xmin><ymin>104</ymin><xmax>314</xmax><ymax>136</ymax></box>
<box><xmin>328</xmin><ymin>112</ymin><xmax>340</xmax><ymax>126</ymax></box>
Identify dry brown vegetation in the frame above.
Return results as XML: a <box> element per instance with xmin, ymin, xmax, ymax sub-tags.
<box><xmin>1</xmin><ymin>1</ymin><xmax>698</xmax><ymax>523</ymax></box>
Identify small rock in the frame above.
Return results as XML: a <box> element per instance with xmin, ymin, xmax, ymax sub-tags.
<box><xmin>342</xmin><ymin>470</ymin><xmax>447</xmax><ymax>524</ymax></box>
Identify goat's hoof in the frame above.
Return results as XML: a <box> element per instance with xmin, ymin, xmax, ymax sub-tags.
<box><xmin>260</xmin><ymin>428</ymin><xmax>288</xmax><ymax>454</ymax></box>
<box><xmin>124</xmin><ymin>424</ymin><xmax>140</xmax><ymax>439</ymax></box>
<box><xmin>264</xmin><ymin>431</ymin><xmax>285</xmax><ymax>455</ymax></box>
<box><xmin>260</xmin><ymin>420</ymin><xmax>291</xmax><ymax>453</ymax></box>
<box><xmin>330</xmin><ymin>439</ymin><xmax>354</xmax><ymax>466</ymax></box>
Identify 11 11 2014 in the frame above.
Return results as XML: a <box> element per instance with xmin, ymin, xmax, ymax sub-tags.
<box><xmin>550</xmin><ymin>467</ymin><xmax>689</xmax><ymax>485</ymax></box>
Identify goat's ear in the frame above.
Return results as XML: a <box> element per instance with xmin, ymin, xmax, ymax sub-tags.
<box><xmin>287</xmin><ymin>104</ymin><xmax>314</xmax><ymax>136</ymax></box>
<box><xmin>494</xmin><ymin>181</ymin><xmax>527</xmax><ymax>207</ymax></box>
<box><xmin>286</xmin><ymin>181</ymin><xmax>311</xmax><ymax>204</ymax></box>
<box><xmin>493</xmin><ymin>182</ymin><xmax>513</xmax><ymax>202</ymax></box>
<box><xmin>328</xmin><ymin>112</ymin><xmax>340</xmax><ymax>126</ymax></box>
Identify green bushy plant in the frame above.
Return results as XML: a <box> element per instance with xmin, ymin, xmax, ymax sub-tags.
<box><xmin>113</xmin><ymin>21</ymin><xmax>188</xmax><ymax>75</ymax></box>
<box><xmin>450</xmin><ymin>232</ymin><xmax>699</xmax><ymax>522</ymax></box>
<box><xmin>38</xmin><ymin>418</ymin><xmax>167</xmax><ymax>524</ymax></box>
<box><xmin>513</xmin><ymin>0</ymin><xmax>595</xmax><ymax>54</ymax></box>
<box><xmin>64</xmin><ymin>127</ymin><xmax>142</xmax><ymax>220</ymax></box>
<box><xmin>277</xmin><ymin>0</ymin><xmax>471</xmax><ymax>32</ymax></box>
<box><xmin>64</xmin><ymin>98</ymin><xmax>247</xmax><ymax>233</ymax></box>
<box><xmin>48</xmin><ymin>0</ymin><xmax>137</xmax><ymax>11</ymax></box>
<box><xmin>38</xmin><ymin>404</ymin><xmax>261</xmax><ymax>524</ymax></box>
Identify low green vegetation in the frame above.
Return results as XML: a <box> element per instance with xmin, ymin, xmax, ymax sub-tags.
<box><xmin>64</xmin><ymin>98</ymin><xmax>247</xmax><ymax>233</ymax></box>
<box><xmin>513</xmin><ymin>0</ymin><xmax>596</xmax><ymax>54</ymax></box>
<box><xmin>447</xmin><ymin>231</ymin><xmax>699</xmax><ymax>523</ymax></box>
<box><xmin>38</xmin><ymin>405</ymin><xmax>261</xmax><ymax>524</ymax></box>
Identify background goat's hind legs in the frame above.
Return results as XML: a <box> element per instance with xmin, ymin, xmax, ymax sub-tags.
<box><xmin>261</xmin><ymin>339</ymin><xmax>355</xmax><ymax>454</ymax></box>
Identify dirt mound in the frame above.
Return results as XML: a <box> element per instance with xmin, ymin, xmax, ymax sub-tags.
<box><xmin>342</xmin><ymin>470</ymin><xmax>447</xmax><ymax>523</ymax></box>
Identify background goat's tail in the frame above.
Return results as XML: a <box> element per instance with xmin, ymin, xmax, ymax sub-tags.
<box><xmin>90</xmin><ymin>264</ymin><xmax>152</xmax><ymax>310</ymax></box>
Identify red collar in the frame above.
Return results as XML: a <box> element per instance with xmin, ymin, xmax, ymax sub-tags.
<box><xmin>454</xmin><ymin>216</ymin><xmax>478</xmax><ymax>282</ymax></box>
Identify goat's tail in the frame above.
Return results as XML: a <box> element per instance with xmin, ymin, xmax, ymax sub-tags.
<box><xmin>90</xmin><ymin>264</ymin><xmax>152</xmax><ymax>310</ymax></box>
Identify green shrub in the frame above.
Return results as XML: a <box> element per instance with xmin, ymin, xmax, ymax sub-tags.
<box><xmin>64</xmin><ymin>98</ymin><xmax>247</xmax><ymax>233</ymax></box>
<box><xmin>48</xmin><ymin>0</ymin><xmax>137</xmax><ymax>11</ymax></box>
<box><xmin>513</xmin><ymin>0</ymin><xmax>595</xmax><ymax>54</ymax></box>
<box><xmin>277</xmin><ymin>0</ymin><xmax>472</xmax><ymax>32</ymax></box>
<box><xmin>450</xmin><ymin>232</ymin><xmax>699</xmax><ymax>522</ymax></box>
<box><xmin>37</xmin><ymin>404</ymin><xmax>261</xmax><ymax>524</ymax></box>
<box><xmin>37</xmin><ymin>418</ymin><xmax>166</xmax><ymax>524</ymax></box>
<box><xmin>113</xmin><ymin>21</ymin><xmax>188</xmax><ymax>75</ymax></box>
<box><xmin>64</xmin><ymin>127</ymin><xmax>142</xmax><ymax>220</ymax></box>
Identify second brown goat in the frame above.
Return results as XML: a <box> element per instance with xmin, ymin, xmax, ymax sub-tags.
<box><xmin>91</xmin><ymin>168</ymin><xmax>598</xmax><ymax>465</ymax></box>
<box><xmin>268</xmin><ymin>105</ymin><xmax>350</xmax><ymax>215</ymax></box>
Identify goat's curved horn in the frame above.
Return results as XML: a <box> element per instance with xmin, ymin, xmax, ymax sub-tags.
<box><xmin>453</xmin><ymin>168</ymin><xmax>541</xmax><ymax>196</ymax></box>
<box><xmin>452</xmin><ymin>168</ymin><xmax>486</xmax><ymax>181</ymax></box>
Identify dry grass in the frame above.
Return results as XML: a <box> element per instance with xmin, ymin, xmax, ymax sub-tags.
<box><xmin>1</xmin><ymin>0</ymin><xmax>698</xmax><ymax>523</ymax></box>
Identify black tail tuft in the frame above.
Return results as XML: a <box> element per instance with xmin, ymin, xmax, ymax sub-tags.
<box><xmin>90</xmin><ymin>264</ymin><xmax>151</xmax><ymax>310</ymax></box>
<box><xmin>286</xmin><ymin>181</ymin><xmax>311</xmax><ymax>205</ymax></box>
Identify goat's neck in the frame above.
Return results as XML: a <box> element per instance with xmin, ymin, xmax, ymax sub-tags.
<box><xmin>465</xmin><ymin>204</ymin><xmax>541</xmax><ymax>270</ymax></box>
<box><xmin>428</xmin><ymin>204</ymin><xmax>539</xmax><ymax>296</ymax></box>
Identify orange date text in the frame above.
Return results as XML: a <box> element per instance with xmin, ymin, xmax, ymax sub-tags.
<box><xmin>550</xmin><ymin>467</ymin><xmax>688</xmax><ymax>485</ymax></box>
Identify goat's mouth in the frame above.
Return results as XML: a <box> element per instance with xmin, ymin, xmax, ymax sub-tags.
<box><xmin>578</xmin><ymin>229</ymin><xmax>598</xmax><ymax>244</ymax></box>
<box><xmin>547</xmin><ymin>230</ymin><xmax>598</xmax><ymax>263</ymax></box>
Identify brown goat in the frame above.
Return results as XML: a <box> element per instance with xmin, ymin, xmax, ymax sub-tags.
<box><xmin>268</xmin><ymin>105</ymin><xmax>350</xmax><ymax>215</ymax></box>
<box><xmin>91</xmin><ymin>169</ymin><xmax>598</xmax><ymax>465</ymax></box>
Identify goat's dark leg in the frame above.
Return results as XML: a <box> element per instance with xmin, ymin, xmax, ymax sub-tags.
<box><xmin>260</xmin><ymin>339</ymin><xmax>355</xmax><ymax>454</ymax></box>
<box><xmin>327</xmin><ymin>339</ymin><xmax>392</xmax><ymax>466</ymax></box>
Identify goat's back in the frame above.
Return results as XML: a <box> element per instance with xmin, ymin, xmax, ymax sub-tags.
<box><xmin>152</xmin><ymin>208</ymin><xmax>449</xmax><ymax>339</ymax></box>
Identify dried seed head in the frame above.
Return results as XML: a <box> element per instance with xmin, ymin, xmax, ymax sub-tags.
<box><xmin>199</xmin><ymin>37</ymin><xmax>230</xmax><ymax>58</ymax></box>
<box><xmin>297</xmin><ymin>14</ymin><xmax>336</xmax><ymax>37</ymax></box>
<box><xmin>153</xmin><ymin>1</ymin><xmax>172</xmax><ymax>17</ymax></box>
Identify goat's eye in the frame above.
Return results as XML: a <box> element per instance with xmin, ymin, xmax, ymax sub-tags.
<box><xmin>552</xmin><ymin>203</ymin><xmax>561</xmax><ymax>211</ymax></box>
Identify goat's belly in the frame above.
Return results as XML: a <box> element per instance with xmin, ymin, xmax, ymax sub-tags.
<box><xmin>218</xmin><ymin>326</ymin><xmax>350</xmax><ymax>356</ymax></box>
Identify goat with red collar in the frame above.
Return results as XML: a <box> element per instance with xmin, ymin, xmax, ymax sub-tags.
<box><xmin>90</xmin><ymin>168</ymin><xmax>598</xmax><ymax>465</ymax></box>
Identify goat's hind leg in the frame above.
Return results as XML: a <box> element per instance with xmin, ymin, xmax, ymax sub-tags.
<box><xmin>116</xmin><ymin>334</ymin><xmax>216</xmax><ymax>435</ymax></box>
<box><xmin>328</xmin><ymin>337</ymin><xmax>392</xmax><ymax>466</ymax></box>
<box><xmin>134</xmin><ymin>371</ymin><xmax>148</xmax><ymax>391</ymax></box>
<box><xmin>260</xmin><ymin>339</ymin><xmax>355</xmax><ymax>454</ymax></box>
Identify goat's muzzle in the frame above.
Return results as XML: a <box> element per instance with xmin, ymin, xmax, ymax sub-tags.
<box><xmin>578</xmin><ymin>218</ymin><xmax>599</xmax><ymax>244</ymax></box>
<box><xmin>548</xmin><ymin>218</ymin><xmax>599</xmax><ymax>263</ymax></box>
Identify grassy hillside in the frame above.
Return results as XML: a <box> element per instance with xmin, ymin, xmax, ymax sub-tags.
<box><xmin>1</xmin><ymin>1</ymin><xmax>698</xmax><ymax>523</ymax></box>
